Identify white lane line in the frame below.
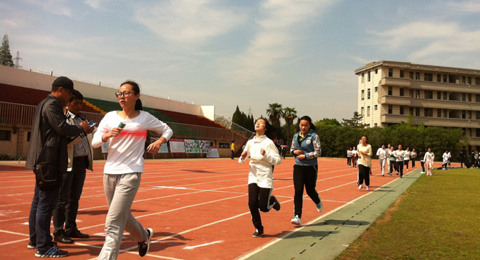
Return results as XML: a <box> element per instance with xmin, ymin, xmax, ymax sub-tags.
<box><xmin>184</xmin><ymin>240</ymin><xmax>223</xmax><ymax>250</ymax></box>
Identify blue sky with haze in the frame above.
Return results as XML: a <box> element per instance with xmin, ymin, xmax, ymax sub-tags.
<box><xmin>2</xmin><ymin>0</ymin><xmax>480</xmax><ymax>122</ymax></box>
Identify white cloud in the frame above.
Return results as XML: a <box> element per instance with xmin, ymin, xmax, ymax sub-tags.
<box><xmin>38</xmin><ymin>0</ymin><xmax>73</xmax><ymax>16</ymax></box>
<box><xmin>446</xmin><ymin>0</ymin><xmax>480</xmax><ymax>13</ymax></box>
<box><xmin>371</xmin><ymin>21</ymin><xmax>480</xmax><ymax>61</ymax></box>
<box><xmin>133</xmin><ymin>0</ymin><xmax>247</xmax><ymax>45</ymax></box>
<box><xmin>225</xmin><ymin>0</ymin><xmax>333</xmax><ymax>84</ymax></box>
<box><xmin>84</xmin><ymin>0</ymin><xmax>101</xmax><ymax>10</ymax></box>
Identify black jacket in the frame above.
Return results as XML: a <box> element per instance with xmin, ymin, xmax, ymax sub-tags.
<box><xmin>26</xmin><ymin>94</ymin><xmax>84</xmax><ymax>173</ymax></box>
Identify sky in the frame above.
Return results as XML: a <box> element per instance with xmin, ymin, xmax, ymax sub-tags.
<box><xmin>2</xmin><ymin>0</ymin><xmax>480</xmax><ymax>122</ymax></box>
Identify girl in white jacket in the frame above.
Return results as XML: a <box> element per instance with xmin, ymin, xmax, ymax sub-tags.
<box><xmin>239</xmin><ymin>118</ymin><xmax>282</xmax><ymax>237</ymax></box>
<box><xmin>424</xmin><ymin>148</ymin><xmax>435</xmax><ymax>176</ymax></box>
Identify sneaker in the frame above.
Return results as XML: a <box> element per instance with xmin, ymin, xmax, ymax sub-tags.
<box><xmin>421</xmin><ymin>172</ymin><xmax>425</xmax><ymax>174</ymax></box>
<box><xmin>27</xmin><ymin>242</ymin><xmax>36</xmax><ymax>249</ymax></box>
<box><xmin>316</xmin><ymin>201</ymin><xmax>323</xmax><ymax>212</ymax></box>
<box><xmin>66</xmin><ymin>228</ymin><xmax>89</xmax><ymax>238</ymax></box>
<box><xmin>138</xmin><ymin>228</ymin><xmax>153</xmax><ymax>257</ymax></box>
<box><xmin>270</xmin><ymin>196</ymin><xmax>281</xmax><ymax>211</ymax></box>
<box><xmin>358</xmin><ymin>184</ymin><xmax>362</xmax><ymax>190</ymax></box>
<box><xmin>366</xmin><ymin>186</ymin><xmax>370</xmax><ymax>191</ymax></box>
<box><xmin>54</xmin><ymin>231</ymin><xmax>74</xmax><ymax>244</ymax></box>
<box><xmin>35</xmin><ymin>245</ymin><xmax>68</xmax><ymax>258</ymax></box>
<box><xmin>252</xmin><ymin>228</ymin><xmax>264</xmax><ymax>238</ymax></box>
<box><xmin>291</xmin><ymin>215</ymin><xmax>301</xmax><ymax>226</ymax></box>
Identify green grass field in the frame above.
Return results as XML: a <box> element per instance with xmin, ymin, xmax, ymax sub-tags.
<box><xmin>337</xmin><ymin>168</ymin><xmax>480</xmax><ymax>260</ymax></box>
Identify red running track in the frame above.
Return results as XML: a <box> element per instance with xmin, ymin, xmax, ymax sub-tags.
<box><xmin>0</xmin><ymin>158</ymin><xmax>431</xmax><ymax>259</ymax></box>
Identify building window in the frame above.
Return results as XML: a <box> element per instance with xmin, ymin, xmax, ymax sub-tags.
<box><xmin>437</xmin><ymin>109</ymin><xmax>442</xmax><ymax>117</ymax></box>
<box><xmin>375</xmin><ymin>69</ymin><xmax>378</xmax><ymax>74</ymax></box>
<box><xmin>367</xmin><ymin>106</ymin><xmax>371</xmax><ymax>117</ymax></box>
<box><xmin>462</xmin><ymin>76</ymin><xmax>466</xmax><ymax>84</ymax></box>
<box><xmin>367</xmin><ymin>88</ymin><xmax>371</xmax><ymax>99</ymax></box>
<box><xmin>410</xmin><ymin>89</ymin><xmax>414</xmax><ymax>97</ymax></box>
<box><xmin>476</xmin><ymin>94</ymin><xmax>480</xmax><ymax>102</ymax></box>
<box><xmin>468</xmin><ymin>111</ymin><xmax>472</xmax><ymax>119</ymax></box>
<box><xmin>409</xmin><ymin>72</ymin><xmax>414</xmax><ymax>79</ymax></box>
<box><xmin>477</xmin><ymin>111</ymin><xmax>480</xmax><ymax>119</ymax></box>
<box><xmin>424</xmin><ymin>73</ymin><xmax>433</xmax><ymax>81</ymax></box>
<box><xmin>449</xmin><ymin>75</ymin><xmax>457</xmax><ymax>83</ymax></box>
<box><xmin>437</xmin><ymin>74</ymin><xmax>441</xmax><ymax>82</ymax></box>
<box><xmin>400</xmin><ymin>106</ymin><xmax>404</xmax><ymax>115</ymax></box>
<box><xmin>374</xmin><ymin>104</ymin><xmax>378</xmax><ymax>110</ymax></box>
<box><xmin>476</xmin><ymin>77</ymin><xmax>480</xmax><ymax>85</ymax></box>
<box><xmin>416</xmin><ymin>90</ymin><xmax>421</xmax><ymax>99</ymax></box>
<box><xmin>0</xmin><ymin>130</ymin><xmax>11</xmax><ymax>141</ymax></box>
<box><xmin>416</xmin><ymin>107</ymin><xmax>420</xmax><ymax>116</ymax></box>
<box><xmin>400</xmin><ymin>88</ymin><xmax>404</xmax><ymax>96</ymax></box>
<box><xmin>443</xmin><ymin>92</ymin><xmax>448</xmax><ymax>100</ymax></box>
<box><xmin>361</xmin><ymin>107</ymin><xmax>364</xmax><ymax>116</ymax></box>
<box><xmin>425</xmin><ymin>108</ymin><xmax>433</xmax><ymax>117</ymax></box>
<box><xmin>425</xmin><ymin>91</ymin><xmax>433</xmax><ymax>99</ymax></box>
<box><xmin>368</xmin><ymin>71</ymin><xmax>371</xmax><ymax>82</ymax></box>
<box><xmin>468</xmin><ymin>77</ymin><xmax>472</xmax><ymax>85</ymax></box>
<box><xmin>415</xmin><ymin>72</ymin><xmax>420</xmax><ymax>80</ymax></box>
<box><xmin>468</xmin><ymin>94</ymin><xmax>472</xmax><ymax>102</ymax></box>
<box><xmin>462</xmin><ymin>93</ymin><xmax>466</xmax><ymax>101</ymax></box>
<box><xmin>437</xmin><ymin>91</ymin><xmax>442</xmax><ymax>100</ymax></box>
<box><xmin>361</xmin><ymin>73</ymin><xmax>364</xmax><ymax>83</ymax></box>
<box><xmin>27</xmin><ymin>132</ymin><xmax>31</xmax><ymax>142</ymax></box>
<box><xmin>388</xmin><ymin>86</ymin><xmax>392</xmax><ymax>95</ymax></box>
<box><xmin>409</xmin><ymin>107</ymin><xmax>414</xmax><ymax>115</ymax></box>
<box><xmin>388</xmin><ymin>68</ymin><xmax>393</xmax><ymax>77</ymax></box>
<box><xmin>374</xmin><ymin>123</ymin><xmax>378</xmax><ymax>126</ymax></box>
<box><xmin>462</xmin><ymin>110</ymin><xmax>467</xmax><ymax>119</ymax></box>
<box><xmin>476</xmin><ymin>129</ymin><xmax>480</xmax><ymax>137</ymax></box>
<box><xmin>388</xmin><ymin>105</ymin><xmax>393</xmax><ymax>114</ymax></box>
<box><xmin>444</xmin><ymin>109</ymin><xmax>448</xmax><ymax>118</ymax></box>
<box><xmin>400</xmin><ymin>70</ymin><xmax>404</xmax><ymax>78</ymax></box>
<box><xmin>361</xmin><ymin>90</ymin><xmax>365</xmax><ymax>100</ymax></box>
<box><xmin>443</xmin><ymin>74</ymin><xmax>448</xmax><ymax>83</ymax></box>
<box><xmin>375</xmin><ymin>86</ymin><xmax>378</xmax><ymax>92</ymax></box>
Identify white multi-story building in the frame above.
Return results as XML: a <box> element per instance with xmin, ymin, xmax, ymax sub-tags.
<box><xmin>355</xmin><ymin>60</ymin><xmax>480</xmax><ymax>147</ymax></box>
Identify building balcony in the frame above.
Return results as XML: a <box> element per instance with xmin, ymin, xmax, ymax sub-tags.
<box><xmin>379</xmin><ymin>96</ymin><xmax>412</xmax><ymax>106</ymax></box>
<box><xmin>380</xmin><ymin>95</ymin><xmax>480</xmax><ymax>111</ymax></box>
<box><xmin>380</xmin><ymin>77</ymin><xmax>480</xmax><ymax>94</ymax></box>
<box><xmin>380</xmin><ymin>77</ymin><xmax>411</xmax><ymax>87</ymax></box>
<box><xmin>381</xmin><ymin>114</ymin><xmax>480</xmax><ymax>129</ymax></box>
<box><xmin>469</xmin><ymin>137</ymin><xmax>480</xmax><ymax>146</ymax></box>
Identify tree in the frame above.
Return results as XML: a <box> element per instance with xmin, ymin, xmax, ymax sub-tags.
<box><xmin>232</xmin><ymin>106</ymin><xmax>254</xmax><ymax>132</ymax></box>
<box><xmin>341</xmin><ymin>111</ymin><xmax>367</xmax><ymax>128</ymax></box>
<box><xmin>315</xmin><ymin>118</ymin><xmax>341</xmax><ymax>127</ymax></box>
<box><xmin>282</xmin><ymin>107</ymin><xmax>297</xmax><ymax>144</ymax></box>
<box><xmin>0</xmin><ymin>34</ymin><xmax>14</xmax><ymax>67</ymax></box>
<box><xmin>266</xmin><ymin>103</ymin><xmax>283</xmax><ymax>139</ymax></box>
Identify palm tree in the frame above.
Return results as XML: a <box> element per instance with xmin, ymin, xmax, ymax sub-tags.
<box><xmin>282</xmin><ymin>107</ymin><xmax>297</xmax><ymax>144</ymax></box>
<box><xmin>266</xmin><ymin>103</ymin><xmax>283</xmax><ymax>139</ymax></box>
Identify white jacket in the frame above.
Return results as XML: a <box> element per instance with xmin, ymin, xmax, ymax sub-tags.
<box><xmin>239</xmin><ymin>135</ymin><xmax>281</xmax><ymax>188</ymax></box>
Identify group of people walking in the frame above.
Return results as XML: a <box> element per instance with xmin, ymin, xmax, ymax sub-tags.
<box><xmin>240</xmin><ymin>116</ymin><xmax>323</xmax><ymax>237</ymax></box>
<box><xmin>27</xmin><ymin>77</ymin><xmax>173</xmax><ymax>259</ymax></box>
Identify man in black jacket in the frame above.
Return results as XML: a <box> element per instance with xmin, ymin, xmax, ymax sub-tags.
<box><xmin>25</xmin><ymin>76</ymin><xmax>92</xmax><ymax>258</ymax></box>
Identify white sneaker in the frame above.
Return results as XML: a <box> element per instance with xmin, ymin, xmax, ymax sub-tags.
<box><xmin>291</xmin><ymin>215</ymin><xmax>301</xmax><ymax>225</ymax></box>
<box><xmin>358</xmin><ymin>184</ymin><xmax>362</xmax><ymax>190</ymax></box>
<box><xmin>421</xmin><ymin>172</ymin><xmax>425</xmax><ymax>174</ymax></box>
<box><xmin>366</xmin><ymin>186</ymin><xmax>370</xmax><ymax>191</ymax></box>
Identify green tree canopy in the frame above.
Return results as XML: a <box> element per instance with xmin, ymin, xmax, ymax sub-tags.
<box><xmin>0</xmin><ymin>34</ymin><xmax>14</xmax><ymax>67</ymax></box>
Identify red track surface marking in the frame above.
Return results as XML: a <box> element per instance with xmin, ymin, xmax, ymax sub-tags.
<box><xmin>0</xmin><ymin>158</ymin><xmax>439</xmax><ymax>259</ymax></box>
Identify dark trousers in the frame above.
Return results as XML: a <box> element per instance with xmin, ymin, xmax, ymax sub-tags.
<box><xmin>358</xmin><ymin>164</ymin><xmax>370</xmax><ymax>187</ymax></box>
<box><xmin>421</xmin><ymin>161</ymin><xmax>425</xmax><ymax>172</ymax></box>
<box><xmin>231</xmin><ymin>150</ymin><xmax>235</xmax><ymax>159</ymax></box>
<box><xmin>347</xmin><ymin>157</ymin><xmax>352</xmax><ymax>166</ymax></box>
<box><xmin>293</xmin><ymin>165</ymin><xmax>321</xmax><ymax>218</ymax></box>
<box><xmin>248</xmin><ymin>183</ymin><xmax>273</xmax><ymax>231</ymax></box>
<box><xmin>352</xmin><ymin>157</ymin><xmax>357</xmax><ymax>167</ymax></box>
<box><xmin>412</xmin><ymin>159</ymin><xmax>416</xmax><ymax>168</ymax></box>
<box><xmin>389</xmin><ymin>160</ymin><xmax>395</xmax><ymax>174</ymax></box>
<box><xmin>29</xmin><ymin>183</ymin><xmax>60</xmax><ymax>252</ymax></box>
<box><xmin>404</xmin><ymin>159</ymin><xmax>410</xmax><ymax>169</ymax></box>
<box><xmin>396</xmin><ymin>161</ymin><xmax>404</xmax><ymax>177</ymax></box>
<box><xmin>53</xmin><ymin>156</ymin><xmax>87</xmax><ymax>234</ymax></box>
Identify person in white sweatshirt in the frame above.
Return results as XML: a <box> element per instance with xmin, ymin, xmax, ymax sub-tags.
<box><xmin>424</xmin><ymin>148</ymin><xmax>435</xmax><ymax>175</ymax></box>
<box><xmin>376</xmin><ymin>144</ymin><xmax>387</xmax><ymax>176</ymax></box>
<box><xmin>239</xmin><ymin>118</ymin><xmax>282</xmax><ymax>237</ymax></box>
<box><xmin>92</xmin><ymin>81</ymin><xmax>173</xmax><ymax>259</ymax></box>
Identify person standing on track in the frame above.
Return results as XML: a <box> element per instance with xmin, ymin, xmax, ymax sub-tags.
<box><xmin>290</xmin><ymin>116</ymin><xmax>322</xmax><ymax>226</ymax></box>
<box><xmin>394</xmin><ymin>145</ymin><xmax>405</xmax><ymax>178</ymax></box>
<box><xmin>352</xmin><ymin>146</ymin><xmax>358</xmax><ymax>168</ymax></box>
<box><xmin>357</xmin><ymin>136</ymin><xmax>373</xmax><ymax>190</ymax></box>
<box><xmin>376</xmin><ymin>144</ymin><xmax>387</xmax><ymax>176</ymax></box>
<box><xmin>424</xmin><ymin>148</ymin><xmax>435</xmax><ymax>176</ymax></box>
<box><xmin>346</xmin><ymin>147</ymin><xmax>353</xmax><ymax>167</ymax></box>
<box><xmin>388</xmin><ymin>146</ymin><xmax>396</xmax><ymax>175</ymax></box>
<box><xmin>410</xmin><ymin>148</ymin><xmax>417</xmax><ymax>168</ymax></box>
<box><xmin>239</xmin><ymin>118</ymin><xmax>282</xmax><ymax>237</ymax></box>
<box><xmin>92</xmin><ymin>80</ymin><xmax>173</xmax><ymax>259</ymax></box>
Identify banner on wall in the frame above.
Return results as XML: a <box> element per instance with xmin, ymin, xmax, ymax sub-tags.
<box><xmin>206</xmin><ymin>146</ymin><xmax>219</xmax><ymax>158</ymax></box>
<box><xmin>169</xmin><ymin>139</ymin><xmax>186</xmax><ymax>153</ymax></box>
<box><xmin>159</xmin><ymin>143</ymin><xmax>169</xmax><ymax>153</ymax></box>
<box><xmin>199</xmin><ymin>140</ymin><xmax>211</xmax><ymax>153</ymax></box>
<box><xmin>184</xmin><ymin>139</ymin><xmax>200</xmax><ymax>153</ymax></box>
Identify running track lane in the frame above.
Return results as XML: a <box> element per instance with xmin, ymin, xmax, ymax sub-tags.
<box><xmin>0</xmin><ymin>158</ymin><xmax>427</xmax><ymax>259</ymax></box>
